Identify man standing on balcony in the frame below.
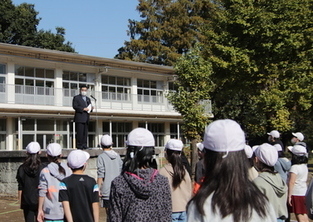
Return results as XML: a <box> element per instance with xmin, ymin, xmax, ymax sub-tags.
<box><xmin>73</xmin><ymin>85</ymin><xmax>93</xmax><ymax>149</ymax></box>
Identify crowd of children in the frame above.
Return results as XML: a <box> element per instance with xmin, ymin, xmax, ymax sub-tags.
<box><xmin>16</xmin><ymin>120</ymin><xmax>311</xmax><ymax>222</ymax></box>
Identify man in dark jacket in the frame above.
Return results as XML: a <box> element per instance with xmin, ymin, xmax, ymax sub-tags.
<box><xmin>72</xmin><ymin>85</ymin><xmax>93</xmax><ymax>149</ymax></box>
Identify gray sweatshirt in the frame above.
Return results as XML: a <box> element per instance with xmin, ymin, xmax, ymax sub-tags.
<box><xmin>97</xmin><ymin>150</ymin><xmax>122</xmax><ymax>199</ymax></box>
<box><xmin>38</xmin><ymin>162</ymin><xmax>72</xmax><ymax>220</ymax></box>
<box><xmin>254</xmin><ymin>172</ymin><xmax>288</xmax><ymax>219</ymax></box>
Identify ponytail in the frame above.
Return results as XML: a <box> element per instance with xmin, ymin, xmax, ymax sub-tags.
<box><xmin>166</xmin><ymin>149</ymin><xmax>186</xmax><ymax>189</ymax></box>
<box><xmin>48</xmin><ymin>155</ymin><xmax>66</xmax><ymax>175</ymax></box>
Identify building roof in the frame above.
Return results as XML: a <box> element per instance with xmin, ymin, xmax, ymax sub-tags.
<box><xmin>0</xmin><ymin>43</ymin><xmax>175</xmax><ymax>75</ymax></box>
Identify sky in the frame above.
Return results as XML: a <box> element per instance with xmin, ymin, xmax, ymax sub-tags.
<box><xmin>11</xmin><ymin>0</ymin><xmax>140</xmax><ymax>58</ymax></box>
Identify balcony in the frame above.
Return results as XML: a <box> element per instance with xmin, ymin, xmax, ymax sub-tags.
<box><xmin>1</xmin><ymin>84</ymin><xmax>179</xmax><ymax>113</ymax></box>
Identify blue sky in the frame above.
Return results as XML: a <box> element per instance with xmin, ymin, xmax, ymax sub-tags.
<box><xmin>12</xmin><ymin>0</ymin><xmax>140</xmax><ymax>58</ymax></box>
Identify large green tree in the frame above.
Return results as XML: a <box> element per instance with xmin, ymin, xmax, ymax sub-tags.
<box><xmin>115</xmin><ymin>0</ymin><xmax>213</xmax><ymax>66</ymax></box>
<box><xmin>168</xmin><ymin>0</ymin><xmax>312</xmax><ymax>145</ymax></box>
<box><xmin>0</xmin><ymin>0</ymin><xmax>74</xmax><ymax>52</ymax></box>
<box><xmin>198</xmin><ymin>0</ymin><xmax>312</xmax><ymax>143</ymax></box>
<box><xmin>167</xmin><ymin>45</ymin><xmax>214</xmax><ymax>172</ymax></box>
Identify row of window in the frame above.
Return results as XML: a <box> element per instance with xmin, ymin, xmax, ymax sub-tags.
<box><xmin>0</xmin><ymin>64</ymin><xmax>175</xmax><ymax>101</ymax></box>
<box><xmin>0</xmin><ymin>118</ymin><xmax>184</xmax><ymax>150</ymax></box>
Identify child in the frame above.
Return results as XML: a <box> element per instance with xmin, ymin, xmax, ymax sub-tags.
<box><xmin>288</xmin><ymin>144</ymin><xmax>309</xmax><ymax>222</ymax></box>
<box><xmin>16</xmin><ymin>142</ymin><xmax>44</xmax><ymax>222</ymax></box>
<box><xmin>274</xmin><ymin>143</ymin><xmax>291</xmax><ymax>183</ymax></box>
<box><xmin>37</xmin><ymin>143</ymin><xmax>72</xmax><ymax>222</ymax></box>
<box><xmin>253</xmin><ymin>143</ymin><xmax>288</xmax><ymax>221</ymax></box>
<box><xmin>194</xmin><ymin>142</ymin><xmax>205</xmax><ymax>192</ymax></box>
<box><xmin>187</xmin><ymin>119</ymin><xmax>276</xmax><ymax>221</ymax></box>
<box><xmin>108</xmin><ymin>128</ymin><xmax>171</xmax><ymax>222</ymax></box>
<box><xmin>159</xmin><ymin>139</ymin><xmax>192</xmax><ymax>222</ymax></box>
<box><xmin>59</xmin><ymin>150</ymin><xmax>99</xmax><ymax>222</ymax></box>
<box><xmin>97</xmin><ymin>134</ymin><xmax>122</xmax><ymax>213</ymax></box>
<box><xmin>244</xmin><ymin>144</ymin><xmax>258</xmax><ymax>181</ymax></box>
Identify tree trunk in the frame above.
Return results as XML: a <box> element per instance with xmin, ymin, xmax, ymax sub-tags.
<box><xmin>190</xmin><ymin>138</ymin><xmax>198</xmax><ymax>181</ymax></box>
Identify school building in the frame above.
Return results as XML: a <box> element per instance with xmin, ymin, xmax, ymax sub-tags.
<box><xmin>0</xmin><ymin>43</ymin><xmax>213</xmax><ymax>150</ymax></box>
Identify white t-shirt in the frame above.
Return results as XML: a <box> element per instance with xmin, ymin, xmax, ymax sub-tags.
<box><xmin>187</xmin><ymin>193</ymin><xmax>277</xmax><ymax>222</ymax></box>
<box><xmin>289</xmin><ymin>164</ymin><xmax>308</xmax><ymax>196</ymax></box>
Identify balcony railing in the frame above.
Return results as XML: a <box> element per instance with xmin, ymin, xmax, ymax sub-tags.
<box><xmin>1</xmin><ymin>84</ymin><xmax>180</xmax><ymax>113</ymax></box>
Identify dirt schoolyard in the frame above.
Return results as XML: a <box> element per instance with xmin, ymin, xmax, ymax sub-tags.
<box><xmin>0</xmin><ymin>196</ymin><xmax>107</xmax><ymax>221</ymax></box>
<box><xmin>0</xmin><ymin>195</ymin><xmax>310</xmax><ymax>222</ymax></box>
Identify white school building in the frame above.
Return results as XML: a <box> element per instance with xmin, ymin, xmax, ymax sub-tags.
<box><xmin>0</xmin><ymin>43</ymin><xmax>204</xmax><ymax>150</ymax></box>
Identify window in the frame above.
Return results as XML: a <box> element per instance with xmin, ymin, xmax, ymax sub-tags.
<box><xmin>101</xmin><ymin>75</ymin><xmax>131</xmax><ymax>101</ymax></box>
<box><xmin>0</xmin><ymin>119</ymin><xmax>7</xmax><ymax>150</ymax></box>
<box><xmin>103</xmin><ymin>122</ymin><xmax>132</xmax><ymax>147</ymax></box>
<box><xmin>15</xmin><ymin>66</ymin><xmax>54</xmax><ymax>95</ymax></box>
<box><xmin>0</xmin><ymin>76</ymin><xmax>5</xmax><ymax>93</ymax></box>
<box><xmin>62</xmin><ymin>70</ymin><xmax>95</xmax><ymax>97</ymax></box>
<box><xmin>170</xmin><ymin>123</ymin><xmax>187</xmax><ymax>143</ymax></box>
<box><xmin>0</xmin><ymin>64</ymin><xmax>6</xmax><ymax>74</ymax></box>
<box><xmin>21</xmin><ymin>118</ymin><xmax>71</xmax><ymax>149</ymax></box>
<box><xmin>168</xmin><ymin>82</ymin><xmax>178</xmax><ymax>92</ymax></box>
<box><xmin>137</xmin><ymin>79</ymin><xmax>163</xmax><ymax>103</ymax></box>
<box><xmin>0</xmin><ymin>64</ymin><xmax>6</xmax><ymax>94</ymax></box>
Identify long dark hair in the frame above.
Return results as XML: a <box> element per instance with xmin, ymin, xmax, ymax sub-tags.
<box><xmin>291</xmin><ymin>154</ymin><xmax>308</xmax><ymax>165</ymax></box>
<box><xmin>189</xmin><ymin>149</ymin><xmax>268</xmax><ymax>222</ymax></box>
<box><xmin>47</xmin><ymin>155</ymin><xmax>66</xmax><ymax>175</ymax></box>
<box><xmin>255</xmin><ymin>161</ymin><xmax>277</xmax><ymax>175</ymax></box>
<box><xmin>122</xmin><ymin>146</ymin><xmax>157</xmax><ymax>173</ymax></box>
<box><xmin>166</xmin><ymin>149</ymin><xmax>186</xmax><ymax>189</ymax></box>
<box><xmin>24</xmin><ymin>153</ymin><xmax>41</xmax><ymax>172</ymax></box>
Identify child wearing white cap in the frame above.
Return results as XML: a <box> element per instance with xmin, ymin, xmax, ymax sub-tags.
<box><xmin>291</xmin><ymin>132</ymin><xmax>307</xmax><ymax>151</ymax></box>
<box><xmin>287</xmin><ymin>145</ymin><xmax>309</xmax><ymax>222</ymax></box>
<box><xmin>244</xmin><ymin>145</ymin><xmax>259</xmax><ymax>181</ymax></box>
<box><xmin>159</xmin><ymin>139</ymin><xmax>192</xmax><ymax>222</ymax></box>
<box><xmin>193</xmin><ymin>142</ymin><xmax>205</xmax><ymax>194</ymax></box>
<box><xmin>37</xmin><ymin>143</ymin><xmax>72</xmax><ymax>222</ymax></box>
<box><xmin>108</xmin><ymin>128</ymin><xmax>171</xmax><ymax>222</ymax></box>
<box><xmin>187</xmin><ymin>119</ymin><xmax>277</xmax><ymax>222</ymax></box>
<box><xmin>16</xmin><ymin>141</ymin><xmax>44</xmax><ymax>222</ymax></box>
<box><xmin>274</xmin><ymin>144</ymin><xmax>291</xmax><ymax>184</ymax></box>
<box><xmin>96</xmin><ymin>134</ymin><xmax>122</xmax><ymax>213</ymax></box>
<box><xmin>267</xmin><ymin>130</ymin><xmax>285</xmax><ymax>152</ymax></box>
<box><xmin>253</xmin><ymin>143</ymin><xmax>288</xmax><ymax>221</ymax></box>
<box><xmin>59</xmin><ymin>150</ymin><xmax>99</xmax><ymax>222</ymax></box>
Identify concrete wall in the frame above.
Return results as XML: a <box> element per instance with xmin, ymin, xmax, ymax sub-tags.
<box><xmin>0</xmin><ymin>148</ymin><xmax>162</xmax><ymax>197</ymax></box>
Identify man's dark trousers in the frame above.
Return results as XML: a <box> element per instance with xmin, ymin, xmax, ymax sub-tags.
<box><xmin>76</xmin><ymin>122</ymin><xmax>88</xmax><ymax>149</ymax></box>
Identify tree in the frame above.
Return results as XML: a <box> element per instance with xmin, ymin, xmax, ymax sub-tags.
<box><xmin>0</xmin><ymin>0</ymin><xmax>74</xmax><ymax>52</ymax></box>
<box><xmin>167</xmin><ymin>45</ymin><xmax>214</xmax><ymax>173</ymax></box>
<box><xmin>115</xmin><ymin>0</ymin><xmax>213</xmax><ymax>66</ymax></box>
<box><xmin>199</xmin><ymin>0</ymin><xmax>313</xmax><ymax>142</ymax></box>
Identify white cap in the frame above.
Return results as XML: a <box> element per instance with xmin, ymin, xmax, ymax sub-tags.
<box><xmin>274</xmin><ymin>144</ymin><xmax>283</xmax><ymax>152</ymax></box>
<box><xmin>101</xmin><ymin>134</ymin><xmax>113</xmax><ymax>147</ymax></box>
<box><xmin>252</xmin><ymin>145</ymin><xmax>259</xmax><ymax>153</ymax></box>
<box><xmin>26</xmin><ymin>142</ymin><xmax>41</xmax><ymax>154</ymax></box>
<box><xmin>165</xmin><ymin>139</ymin><xmax>184</xmax><ymax>151</ymax></box>
<box><xmin>67</xmin><ymin>150</ymin><xmax>90</xmax><ymax>169</ymax></box>
<box><xmin>126</xmin><ymin>128</ymin><xmax>155</xmax><ymax>147</ymax></box>
<box><xmin>46</xmin><ymin>143</ymin><xmax>62</xmax><ymax>157</ymax></box>
<box><xmin>203</xmin><ymin>119</ymin><xmax>245</xmax><ymax>154</ymax></box>
<box><xmin>292</xmin><ymin>132</ymin><xmax>304</xmax><ymax>141</ymax></box>
<box><xmin>255</xmin><ymin>143</ymin><xmax>278</xmax><ymax>167</ymax></box>
<box><xmin>288</xmin><ymin>144</ymin><xmax>307</xmax><ymax>156</ymax></box>
<box><xmin>267</xmin><ymin>130</ymin><xmax>280</xmax><ymax>138</ymax></box>
<box><xmin>244</xmin><ymin>145</ymin><xmax>253</xmax><ymax>158</ymax></box>
<box><xmin>196</xmin><ymin>143</ymin><xmax>204</xmax><ymax>152</ymax></box>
